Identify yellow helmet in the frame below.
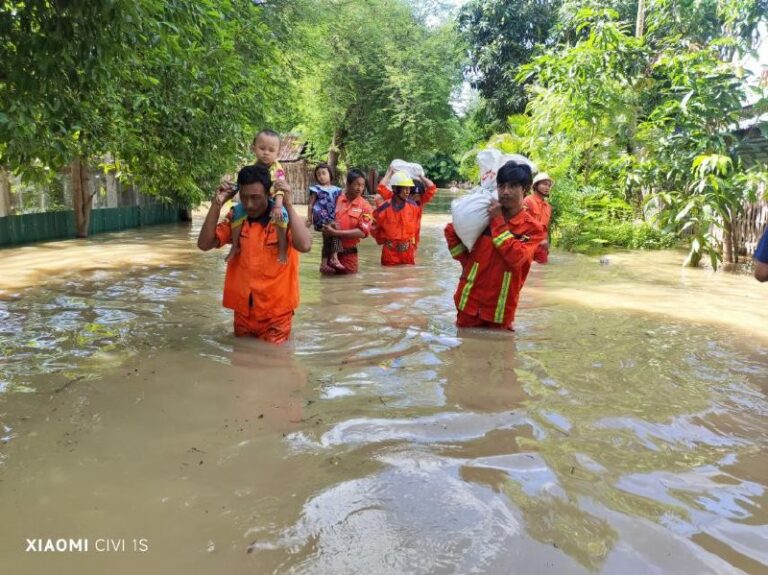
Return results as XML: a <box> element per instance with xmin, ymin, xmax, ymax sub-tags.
<box><xmin>390</xmin><ymin>171</ymin><xmax>415</xmax><ymax>188</ymax></box>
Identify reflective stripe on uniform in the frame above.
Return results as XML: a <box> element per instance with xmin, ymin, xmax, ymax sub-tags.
<box><xmin>458</xmin><ymin>262</ymin><xmax>480</xmax><ymax>311</ymax></box>
<box><xmin>492</xmin><ymin>231</ymin><xmax>513</xmax><ymax>247</ymax></box>
<box><xmin>450</xmin><ymin>243</ymin><xmax>467</xmax><ymax>257</ymax></box>
<box><xmin>494</xmin><ymin>271</ymin><xmax>512</xmax><ymax>323</ymax></box>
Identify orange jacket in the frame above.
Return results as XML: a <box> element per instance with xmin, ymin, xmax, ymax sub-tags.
<box><xmin>377</xmin><ymin>182</ymin><xmax>436</xmax><ymax>245</ymax></box>
<box><xmin>444</xmin><ymin>210</ymin><xmax>545</xmax><ymax>327</ymax></box>
<box><xmin>371</xmin><ymin>197</ymin><xmax>421</xmax><ymax>265</ymax></box>
<box><xmin>523</xmin><ymin>193</ymin><xmax>551</xmax><ymax>230</ymax></box>
<box><xmin>335</xmin><ymin>194</ymin><xmax>374</xmax><ymax>250</ymax></box>
<box><xmin>216</xmin><ymin>214</ymin><xmax>299</xmax><ymax>316</ymax></box>
<box><xmin>523</xmin><ymin>193</ymin><xmax>551</xmax><ymax>263</ymax></box>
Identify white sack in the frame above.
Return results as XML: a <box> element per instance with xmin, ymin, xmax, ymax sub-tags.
<box><xmin>450</xmin><ymin>187</ymin><xmax>496</xmax><ymax>252</ymax></box>
<box><xmin>476</xmin><ymin>149</ymin><xmax>537</xmax><ymax>191</ymax></box>
<box><xmin>390</xmin><ymin>159</ymin><xmax>425</xmax><ymax>179</ymax></box>
<box><xmin>451</xmin><ymin>149</ymin><xmax>537</xmax><ymax>251</ymax></box>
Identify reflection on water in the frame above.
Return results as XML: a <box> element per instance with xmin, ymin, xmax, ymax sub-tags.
<box><xmin>0</xmin><ymin>214</ymin><xmax>766</xmax><ymax>574</ymax></box>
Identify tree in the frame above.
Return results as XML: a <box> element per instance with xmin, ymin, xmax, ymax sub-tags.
<box><xmin>518</xmin><ymin>9</ymin><xmax>647</xmax><ymax>193</ymax></box>
<box><xmin>291</xmin><ymin>0</ymin><xmax>465</xmax><ymax>172</ymax></box>
<box><xmin>0</xmin><ymin>0</ymin><xmax>148</xmax><ymax>234</ymax></box>
<box><xmin>458</xmin><ymin>0</ymin><xmax>562</xmax><ymax>125</ymax></box>
<box><xmin>0</xmin><ymin>1</ymin><xmax>294</xmax><ymax>235</ymax></box>
<box><xmin>108</xmin><ymin>1</ymin><xmax>292</xmax><ymax>205</ymax></box>
<box><xmin>635</xmin><ymin>44</ymin><xmax>760</xmax><ymax>267</ymax></box>
<box><xmin>508</xmin><ymin>4</ymin><xmax>767</xmax><ymax>267</ymax></box>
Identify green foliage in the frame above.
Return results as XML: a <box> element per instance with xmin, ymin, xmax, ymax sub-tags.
<box><xmin>456</xmin><ymin>0</ymin><xmax>767</xmax><ymax>266</ymax></box>
<box><xmin>0</xmin><ymin>0</ymin><xmax>143</xmax><ymax>171</ymax></box>
<box><xmin>458</xmin><ymin>0</ymin><xmax>562</xmax><ymax>124</ymax></box>
<box><xmin>108</xmin><ymin>0</ymin><xmax>289</xmax><ymax>203</ymax></box>
<box><xmin>552</xmin><ymin>186</ymin><xmax>677</xmax><ymax>253</ymax></box>
<box><xmin>508</xmin><ymin>5</ymin><xmax>766</xmax><ymax>267</ymax></box>
<box><xmin>422</xmin><ymin>153</ymin><xmax>460</xmax><ymax>187</ymax></box>
<box><xmin>518</xmin><ymin>9</ymin><xmax>648</xmax><ymax>194</ymax></box>
<box><xmin>292</xmin><ymin>0</ymin><xmax>465</xmax><ymax>169</ymax></box>
<box><xmin>0</xmin><ymin>0</ymin><xmax>294</xmax><ymax>204</ymax></box>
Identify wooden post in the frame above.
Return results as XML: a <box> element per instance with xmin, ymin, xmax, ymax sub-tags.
<box><xmin>17</xmin><ymin>181</ymin><xmax>24</xmax><ymax>213</ymax></box>
<box><xmin>0</xmin><ymin>169</ymin><xmax>11</xmax><ymax>217</ymax></box>
<box><xmin>635</xmin><ymin>0</ymin><xmax>645</xmax><ymax>38</ymax></box>
<box><xmin>71</xmin><ymin>157</ymin><xmax>93</xmax><ymax>237</ymax></box>
<box><xmin>368</xmin><ymin>169</ymin><xmax>378</xmax><ymax>197</ymax></box>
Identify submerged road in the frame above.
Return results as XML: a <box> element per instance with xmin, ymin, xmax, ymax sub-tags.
<box><xmin>1</xmin><ymin>212</ymin><xmax>766</xmax><ymax>574</ymax></box>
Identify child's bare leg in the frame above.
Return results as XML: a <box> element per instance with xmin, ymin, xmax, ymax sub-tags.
<box><xmin>328</xmin><ymin>249</ymin><xmax>343</xmax><ymax>267</ymax></box>
<box><xmin>277</xmin><ymin>226</ymin><xmax>288</xmax><ymax>264</ymax></box>
<box><xmin>225</xmin><ymin>226</ymin><xmax>242</xmax><ymax>262</ymax></box>
<box><xmin>328</xmin><ymin>227</ymin><xmax>345</xmax><ymax>270</ymax></box>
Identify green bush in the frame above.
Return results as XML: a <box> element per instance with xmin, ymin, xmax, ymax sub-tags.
<box><xmin>550</xmin><ymin>184</ymin><xmax>676</xmax><ymax>253</ymax></box>
<box><xmin>422</xmin><ymin>153</ymin><xmax>461</xmax><ymax>187</ymax></box>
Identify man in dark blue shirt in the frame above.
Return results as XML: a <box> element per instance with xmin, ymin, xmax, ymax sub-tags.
<box><xmin>755</xmin><ymin>227</ymin><xmax>768</xmax><ymax>282</ymax></box>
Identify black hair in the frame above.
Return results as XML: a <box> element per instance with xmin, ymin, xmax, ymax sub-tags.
<box><xmin>346</xmin><ymin>168</ymin><xmax>367</xmax><ymax>188</ymax></box>
<box><xmin>237</xmin><ymin>164</ymin><xmax>271</xmax><ymax>191</ymax></box>
<box><xmin>497</xmin><ymin>161</ymin><xmax>533</xmax><ymax>188</ymax></box>
<box><xmin>252</xmin><ymin>129</ymin><xmax>280</xmax><ymax>144</ymax></box>
<box><xmin>314</xmin><ymin>162</ymin><xmax>334</xmax><ymax>183</ymax></box>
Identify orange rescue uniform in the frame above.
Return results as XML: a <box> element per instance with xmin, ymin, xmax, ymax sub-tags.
<box><xmin>215</xmin><ymin>212</ymin><xmax>299</xmax><ymax>344</ymax></box>
<box><xmin>444</xmin><ymin>210</ymin><xmax>545</xmax><ymax>330</ymax></box>
<box><xmin>377</xmin><ymin>182</ymin><xmax>436</xmax><ymax>246</ymax></box>
<box><xmin>371</xmin><ymin>197</ymin><xmax>421</xmax><ymax>266</ymax></box>
<box><xmin>523</xmin><ymin>193</ymin><xmax>552</xmax><ymax>264</ymax></box>
<box><xmin>333</xmin><ymin>194</ymin><xmax>374</xmax><ymax>274</ymax></box>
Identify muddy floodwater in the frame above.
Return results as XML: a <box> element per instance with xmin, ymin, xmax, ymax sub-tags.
<box><xmin>1</xmin><ymin>210</ymin><xmax>767</xmax><ymax>574</ymax></box>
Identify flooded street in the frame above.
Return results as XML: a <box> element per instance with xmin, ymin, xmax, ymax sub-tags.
<box><xmin>1</xmin><ymin>212</ymin><xmax>767</xmax><ymax>574</ymax></box>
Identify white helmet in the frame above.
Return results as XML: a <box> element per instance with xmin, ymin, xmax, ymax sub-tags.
<box><xmin>533</xmin><ymin>172</ymin><xmax>553</xmax><ymax>186</ymax></box>
<box><xmin>533</xmin><ymin>172</ymin><xmax>554</xmax><ymax>187</ymax></box>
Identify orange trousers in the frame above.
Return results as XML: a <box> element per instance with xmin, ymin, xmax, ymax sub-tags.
<box><xmin>381</xmin><ymin>243</ymin><xmax>416</xmax><ymax>266</ymax></box>
<box><xmin>234</xmin><ymin>309</ymin><xmax>294</xmax><ymax>344</ymax></box>
<box><xmin>337</xmin><ymin>252</ymin><xmax>359</xmax><ymax>273</ymax></box>
<box><xmin>456</xmin><ymin>310</ymin><xmax>514</xmax><ymax>331</ymax></box>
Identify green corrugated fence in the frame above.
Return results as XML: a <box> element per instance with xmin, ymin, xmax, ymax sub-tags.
<box><xmin>0</xmin><ymin>204</ymin><xmax>186</xmax><ymax>247</ymax></box>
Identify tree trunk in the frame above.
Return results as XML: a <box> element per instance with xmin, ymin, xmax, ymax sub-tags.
<box><xmin>723</xmin><ymin>218</ymin><xmax>734</xmax><ymax>264</ymax></box>
<box><xmin>635</xmin><ymin>0</ymin><xmax>645</xmax><ymax>37</ymax></box>
<box><xmin>0</xmin><ymin>169</ymin><xmax>11</xmax><ymax>217</ymax></box>
<box><xmin>105</xmin><ymin>171</ymin><xmax>119</xmax><ymax>208</ymax></box>
<box><xmin>684</xmin><ymin>248</ymin><xmax>703</xmax><ymax>268</ymax></box>
<box><xmin>723</xmin><ymin>229</ymin><xmax>734</xmax><ymax>264</ymax></box>
<box><xmin>328</xmin><ymin>128</ymin><xmax>343</xmax><ymax>179</ymax></box>
<box><xmin>723</xmin><ymin>210</ymin><xmax>739</xmax><ymax>264</ymax></box>
<box><xmin>71</xmin><ymin>157</ymin><xmax>93</xmax><ymax>238</ymax></box>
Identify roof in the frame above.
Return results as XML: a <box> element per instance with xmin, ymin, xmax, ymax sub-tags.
<box><xmin>736</xmin><ymin>112</ymin><xmax>768</xmax><ymax>132</ymax></box>
<box><xmin>278</xmin><ymin>134</ymin><xmax>307</xmax><ymax>162</ymax></box>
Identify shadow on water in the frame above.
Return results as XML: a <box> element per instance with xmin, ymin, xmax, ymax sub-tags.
<box><xmin>0</xmin><ymin>213</ymin><xmax>766</xmax><ymax>574</ymax></box>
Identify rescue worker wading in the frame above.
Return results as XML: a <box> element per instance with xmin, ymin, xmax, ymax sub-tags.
<box><xmin>377</xmin><ymin>165</ymin><xmax>437</xmax><ymax>249</ymax></box>
<box><xmin>523</xmin><ymin>171</ymin><xmax>553</xmax><ymax>264</ymax></box>
<box><xmin>196</xmin><ymin>164</ymin><xmax>312</xmax><ymax>344</ymax></box>
<box><xmin>444</xmin><ymin>161</ymin><xmax>546</xmax><ymax>331</ymax></box>
<box><xmin>371</xmin><ymin>171</ymin><xmax>422</xmax><ymax>266</ymax></box>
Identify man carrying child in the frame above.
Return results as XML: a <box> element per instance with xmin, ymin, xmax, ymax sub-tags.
<box><xmin>197</xmin><ymin>164</ymin><xmax>312</xmax><ymax>344</ymax></box>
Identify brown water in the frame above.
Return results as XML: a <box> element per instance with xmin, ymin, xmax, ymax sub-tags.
<box><xmin>1</xmin><ymin>214</ymin><xmax>767</xmax><ymax>574</ymax></box>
